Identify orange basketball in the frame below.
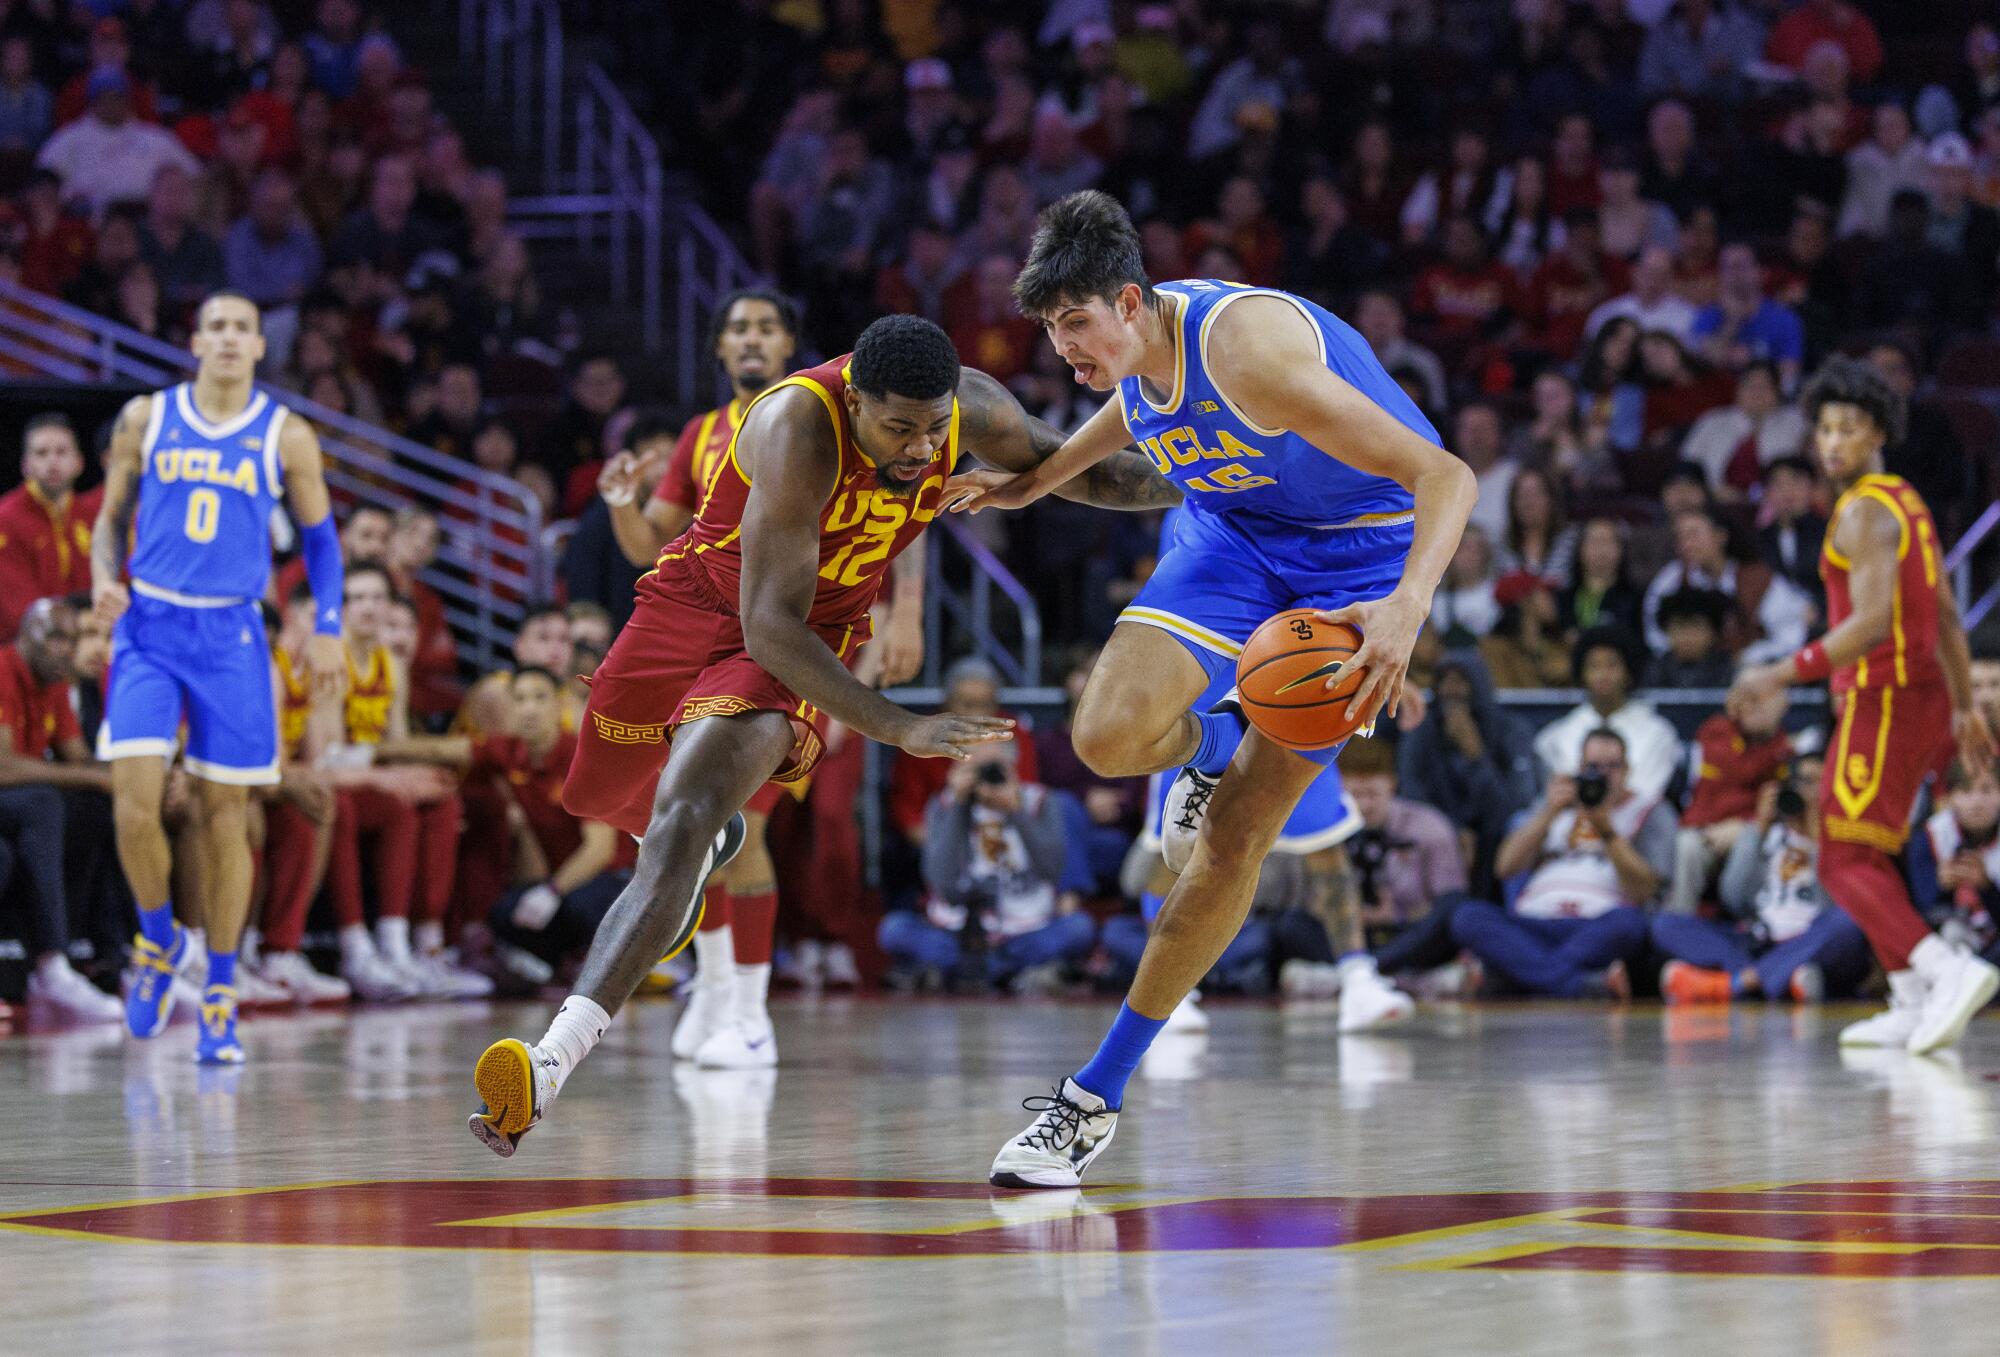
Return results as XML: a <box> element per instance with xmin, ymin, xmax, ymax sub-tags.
<box><xmin>1235</xmin><ymin>610</ymin><xmax>1368</xmax><ymax>751</ymax></box>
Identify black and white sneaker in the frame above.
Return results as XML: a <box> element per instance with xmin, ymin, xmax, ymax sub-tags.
<box><xmin>659</xmin><ymin>813</ymin><xmax>748</xmax><ymax>964</ymax></box>
<box><xmin>990</xmin><ymin>1078</ymin><xmax>1120</xmax><ymax>1189</ymax></box>
<box><xmin>1161</xmin><ymin>690</ymin><xmax>1242</xmax><ymax>873</ymax></box>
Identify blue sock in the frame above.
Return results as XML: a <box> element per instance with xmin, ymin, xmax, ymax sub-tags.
<box><xmin>1188</xmin><ymin>707</ymin><xmax>1245</xmax><ymax>777</ymax></box>
<box><xmin>207</xmin><ymin>950</ymin><xmax>236</xmax><ymax>991</ymax></box>
<box><xmin>138</xmin><ymin>901</ymin><xmax>177</xmax><ymax>949</ymax></box>
<box><xmin>1072</xmin><ymin>1002</ymin><xmax>1169</xmax><ymax>1110</ymax></box>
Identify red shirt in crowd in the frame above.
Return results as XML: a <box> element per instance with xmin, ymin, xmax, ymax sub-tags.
<box><xmin>1408</xmin><ymin>258</ymin><xmax>1517</xmax><ymax>353</ymax></box>
<box><xmin>1682</xmin><ymin>713</ymin><xmax>1793</xmax><ymax>829</ymax></box>
<box><xmin>0</xmin><ymin>644</ymin><xmax>80</xmax><ymax>760</ymax></box>
<box><xmin>0</xmin><ymin>483</ymin><xmax>101</xmax><ymax>639</ymax></box>
<box><xmin>1766</xmin><ymin>2</ymin><xmax>1883</xmax><ymax>84</ymax></box>
<box><xmin>1526</xmin><ymin>250</ymin><xmax>1628</xmax><ymax>360</ymax></box>
<box><xmin>472</xmin><ymin>731</ymin><xmax>584</xmax><ymax>867</ymax></box>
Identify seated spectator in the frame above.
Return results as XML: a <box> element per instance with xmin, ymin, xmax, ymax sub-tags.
<box><xmin>407</xmin><ymin>361</ymin><xmax>483</xmax><ymax>462</ymax></box>
<box><xmin>1839</xmin><ymin>101</ymin><xmax>1927</xmax><ymax>240</ymax></box>
<box><xmin>1451</xmin><ymin>727</ymin><xmax>1673</xmax><ymax>999</ymax></box>
<box><xmin>1523</xmin><ymin>210</ymin><xmax>1627</xmax><ymax>362</ymax></box>
<box><xmin>63</xmin><ymin>205</ymin><xmax>141</xmax><ymax>317</ymax></box>
<box><xmin>18</xmin><ymin>167</ymin><xmax>93</xmax><ymax>294</ymax></box>
<box><xmin>326</xmin><ymin>153</ymin><xmax>439</xmax><ymax>284</ymax></box>
<box><xmin>1680</xmin><ymin>361</ymin><xmax>1809</xmax><ymax>502</ymax></box>
<box><xmin>880</xmin><ymin>747</ymin><xmax>1092</xmax><ymax>994</ymax></box>
<box><xmin>1556</xmin><ymin>518</ymin><xmax>1644</xmax><ymax>641</ymax></box>
<box><xmin>1456</xmin><ymin>402</ymin><xmax>1516</xmax><ymax>545</ymax></box>
<box><xmin>1644</xmin><ymin>587</ymin><xmax>1735</xmax><ymax>689</ymax></box>
<box><xmin>1575</xmin><ymin>316</ymin><xmax>1646</xmax><ymax>457</ymax></box>
<box><xmin>1665</xmin><ymin>677</ymin><xmax>1795</xmax><ymax>916</ymax></box>
<box><xmin>1923</xmin><ymin>134</ymin><xmax>2000</xmax><ymax>315</ymax></box>
<box><xmin>274</xmin><ymin>501</ymin><xmax>390</xmax><ymax>599</ymax></box>
<box><xmin>455</xmin><ymin>604</ymin><xmax>580</xmax><ymax>736</ymax></box>
<box><xmin>1397</xmin><ymin>650</ymin><xmax>1539</xmax><ymax>890</ymax></box>
<box><xmin>1480</xmin><ymin>580</ymin><xmax>1574</xmax><ymax>691</ymax></box>
<box><xmin>0</xmin><ymin>37</ymin><xmax>52</xmax><ymax>166</ymax></box>
<box><xmin>1282</xmin><ymin>175</ymin><xmax>1385</xmax><ymax>314</ymax></box>
<box><xmin>1429</xmin><ymin>524</ymin><xmax>1502</xmax><ymax>647</ymax></box>
<box><xmin>1638</xmin><ymin>0</ymin><xmax>1766</xmax><ymax>103</ymax></box>
<box><xmin>1907</xmin><ymin>760</ymin><xmax>2000</xmax><ymax>959</ymax></box>
<box><xmin>35</xmin><ymin>68</ymin><xmax>198</xmax><ymax>217</ymax></box>
<box><xmin>1032</xmin><ymin>648</ymin><xmax>1142</xmax><ymax>897</ymax></box>
<box><xmin>53</xmin><ymin>18</ymin><xmax>163</xmax><ymax>129</ymax></box>
<box><xmin>1756</xmin><ymin>455</ymin><xmax>1827</xmax><ymax>608</ymax></box>
<box><xmin>1407</xmin><ymin>215</ymin><xmax>1517</xmax><ymax>370</ymax></box>
<box><xmin>1641</xmin><ymin>100</ymin><xmax>1721</xmax><ymax>222</ymax></box>
<box><xmin>1692</xmin><ymin>243</ymin><xmax>1805</xmax><ymax>389</ymax></box>
<box><xmin>1654</xmin><ymin>753</ymin><xmax>1870</xmax><ymax>1002</ymax></box>
<box><xmin>1508</xmin><ymin>370</ymin><xmax>1617</xmax><ymax>500</ymax></box>
<box><xmin>1867</xmin><ymin>341</ymin><xmax>1976</xmax><ymax>543</ymax></box>
<box><xmin>1276</xmin><ymin>737</ymin><xmax>1475</xmax><ymax>1009</ymax></box>
<box><xmin>1595</xmin><ymin>146</ymin><xmax>1677</xmax><ymax>261</ymax></box>
<box><xmin>139</xmin><ymin>163</ymin><xmax>222</xmax><ymax>322</ymax></box>
<box><xmin>1584</xmin><ymin>244</ymin><xmax>1697</xmax><ymax>343</ymax></box>
<box><xmin>945</xmin><ymin>252</ymin><xmax>1037</xmax><ymax>385</ymax></box>
<box><xmin>889</xmin><ymin>657</ymin><xmax>1039</xmax><ymax>849</ymax></box>
<box><xmin>1534</xmin><ymin>626</ymin><xmax>1682</xmax><ymax>804</ymax></box>
<box><xmin>0</xmin><ymin>598</ymin><xmax>121</xmax><ymax>1021</ymax></box>
<box><xmin>385</xmin><ymin>508</ymin><xmax>461</xmax><ymax>725</ymax></box>
<box><xmin>0</xmin><ymin>413</ymin><xmax>98</xmax><ymax>639</ymax></box>
<box><xmin>1636</xmin><ymin>329</ymin><xmax>1733</xmax><ymax>456</ymax></box>
<box><xmin>1971</xmin><ymin>654</ymin><xmax>2000</xmax><ymax>736</ymax></box>
<box><xmin>536</xmin><ymin>351</ymin><xmax>627</xmax><ymax>486</ymax></box>
<box><xmin>1500</xmin><ymin>465</ymin><xmax>1576</xmax><ymax>584</ymax></box>
<box><xmin>1766</xmin><ymin>0</ymin><xmax>1883</xmax><ymax>85</ymax></box>
<box><xmin>1644</xmin><ymin>506</ymin><xmax>1812</xmax><ymax>662</ymax></box>
<box><xmin>1353</xmin><ymin>289</ymin><xmax>1447</xmax><ymax>415</ymax></box>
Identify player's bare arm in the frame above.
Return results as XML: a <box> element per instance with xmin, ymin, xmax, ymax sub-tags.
<box><xmin>737</xmin><ymin>387</ymin><xmax>1012</xmax><ymax>760</ymax></box>
<box><xmin>1204</xmin><ymin>295</ymin><xmax>1475</xmax><ymax>725</ymax></box>
<box><xmin>877</xmin><ymin>546</ymin><xmax>926</xmax><ymax>686</ymax></box>
<box><xmin>0</xmin><ymin>726</ymin><xmax>112</xmax><ymax>791</ymax></box>
<box><xmin>599</xmin><ymin>443</ymin><xmax>684</xmax><ymax>566</ymax></box>
<box><xmin>1734</xmin><ymin>498</ymin><xmax>1901</xmax><ymax>702</ymax></box>
<box><xmin>943</xmin><ymin>367</ymin><xmax>1179</xmax><ymax>512</ymax></box>
<box><xmin>277</xmin><ymin>414</ymin><xmax>349</xmax><ymax>703</ymax></box>
<box><xmin>89</xmin><ymin>394</ymin><xmax>151</xmax><ymax>625</ymax></box>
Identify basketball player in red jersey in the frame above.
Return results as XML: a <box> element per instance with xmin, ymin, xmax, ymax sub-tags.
<box><xmin>1734</xmin><ymin>357</ymin><xmax>1999</xmax><ymax>1054</ymax></box>
<box><xmin>595</xmin><ymin>288</ymin><xmax>924</xmax><ymax>1068</ymax></box>
<box><xmin>470</xmin><ymin>314</ymin><xmax>1180</xmax><ymax>1155</ymax></box>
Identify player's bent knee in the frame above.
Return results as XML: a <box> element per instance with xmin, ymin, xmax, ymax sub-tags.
<box><xmin>1069</xmin><ymin>708</ymin><xmax>1158</xmax><ymax>779</ymax></box>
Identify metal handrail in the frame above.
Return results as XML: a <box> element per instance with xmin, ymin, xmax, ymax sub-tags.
<box><xmin>0</xmin><ymin>279</ymin><xmax>546</xmax><ymax>668</ymax></box>
<box><xmin>456</xmin><ymin>0</ymin><xmax>663</xmax><ymax>348</ymax></box>
<box><xmin>672</xmin><ymin>203</ymin><xmax>767</xmax><ymax>410</ymax></box>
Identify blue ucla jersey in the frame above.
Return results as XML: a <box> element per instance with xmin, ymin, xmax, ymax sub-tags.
<box><xmin>1117</xmin><ymin>279</ymin><xmax>1433</xmax><ymax>530</ymax></box>
<box><xmin>128</xmin><ymin>383</ymin><xmax>288</xmax><ymax>600</ymax></box>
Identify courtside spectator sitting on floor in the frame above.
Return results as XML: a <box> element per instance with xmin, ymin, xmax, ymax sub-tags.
<box><xmin>0</xmin><ymin>413</ymin><xmax>98</xmax><ymax>639</ymax></box>
<box><xmin>1653</xmin><ymin>753</ymin><xmax>1870</xmax><ymax>1003</ymax></box>
<box><xmin>1908</xmin><ymin>760</ymin><xmax>2000</xmax><ymax>955</ymax></box>
<box><xmin>1534</xmin><ymin>626</ymin><xmax>1682</xmax><ymax>804</ymax></box>
<box><xmin>1666</xmin><ymin>677</ymin><xmax>1798</xmax><ymax>916</ymax></box>
<box><xmin>1452</xmin><ymin>727</ymin><xmax>1674</xmax><ymax>1000</ymax></box>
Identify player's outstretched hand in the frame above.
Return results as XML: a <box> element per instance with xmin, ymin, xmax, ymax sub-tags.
<box><xmin>1317</xmin><ymin>591</ymin><xmax>1426</xmax><ymax>727</ymax></box>
<box><xmin>1955</xmin><ymin>706</ymin><xmax>1997</xmax><ymax>774</ymax></box>
<box><xmin>92</xmin><ymin>578</ymin><xmax>129</xmax><ymax>627</ymax></box>
<box><xmin>897</xmin><ymin>712</ymin><xmax>1015</xmax><ymax>760</ymax></box>
<box><xmin>305</xmin><ymin>632</ymin><xmax>348</xmax><ymax>704</ymax></box>
<box><xmin>597</xmin><ymin>450</ymin><xmax>644</xmax><ymax>508</ymax></box>
<box><xmin>942</xmin><ymin>469</ymin><xmax>1045</xmax><ymax>515</ymax></box>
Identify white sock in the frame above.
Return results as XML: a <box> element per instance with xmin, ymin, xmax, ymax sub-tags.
<box><xmin>1909</xmin><ymin>935</ymin><xmax>1956</xmax><ymax>983</ymax></box>
<box><xmin>732</xmin><ymin>963</ymin><xmax>771</xmax><ymax>1024</ymax></box>
<box><xmin>339</xmin><ymin>923</ymin><xmax>375</xmax><ymax>961</ymax></box>
<box><xmin>693</xmin><ymin>926</ymin><xmax>734</xmax><ymax>988</ymax></box>
<box><xmin>377</xmin><ymin>917</ymin><xmax>412</xmax><ymax>965</ymax></box>
<box><xmin>539</xmin><ymin>995</ymin><xmax>611</xmax><ymax>1093</ymax></box>
<box><xmin>414</xmin><ymin>921</ymin><xmax>445</xmax><ymax>957</ymax></box>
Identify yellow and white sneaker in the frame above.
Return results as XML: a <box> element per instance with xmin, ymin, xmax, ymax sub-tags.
<box><xmin>469</xmin><ymin>1038</ymin><xmax>561</xmax><ymax>1158</ymax></box>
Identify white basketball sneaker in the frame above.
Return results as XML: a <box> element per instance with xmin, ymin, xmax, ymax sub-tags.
<box><xmin>695</xmin><ymin>1015</ymin><xmax>778</xmax><ymax>1069</ymax></box>
<box><xmin>1909</xmin><ymin>949</ymin><xmax>2000</xmax><ymax>1055</ymax></box>
<box><xmin>990</xmin><ymin>1078</ymin><xmax>1120</xmax><ymax>1189</ymax></box>
<box><xmin>27</xmin><ymin>955</ymin><xmax>123</xmax><ymax>1023</ymax></box>
<box><xmin>256</xmin><ymin>951</ymin><xmax>352</xmax><ymax>1005</ymax></box>
<box><xmin>409</xmin><ymin>951</ymin><xmax>497</xmax><ymax>1000</ymax></box>
<box><xmin>1839</xmin><ymin>970</ymin><xmax>1926</xmax><ymax>1047</ymax></box>
<box><xmin>469</xmin><ymin>1037</ymin><xmax>562</xmax><ymax>1158</ymax></box>
<box><xmin>1279</xmin><ymin>958</ymin><xmax>1345</xmax><ymax>998</ymax></box>
<box><xmin>671</xmin><ymin>975</ymin><xmax>732</xmax><ymax>1060</ymax></box>
<box><xmin>1337</xmin><ymin>957</ymin><xmax>1414</xmax><ymax>1033</ymax></box>
<box><xmin>1162</xmin><ymin>990</ymin><xmax>1209</xmax><ymax>1032</ymax></box>
<box><xmin>1161</xmin><ymin>691</ymin><xmax>1242</xmax><ymax>873</ymax></box>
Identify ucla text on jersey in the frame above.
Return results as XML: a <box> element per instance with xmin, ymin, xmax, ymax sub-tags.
<box><xmin>1117</xmin><ymin>279</ymin><xmax>1434</xmax><ymax>527</ymax></box>
<box><xmin>128</xmin><ymin>383</ymin><xmax>288</xmax><ymax>602</ymax></box>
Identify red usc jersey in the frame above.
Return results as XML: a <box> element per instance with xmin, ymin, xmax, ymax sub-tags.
<box><xmin>343</xmin><ymin>643</ymin><xmax>396</xmax><ymax>744</ymax></box>
<box><xmin>276</xmin><ymin>646</ymin><xmax>312</xmax><ymax>757</ymax></box>
<box><xmin>668</xmin><ymin>355</ymin><xmax>955</xmax><ymax>627</ymax></box>
<box><xmin>1821</xmin><ymin>473</ymin><xmax>1945</xmax><ymax>694</ymax></box>
<box><xmin>656</xmin><ymin>398</ymin><xmax>745</xmax><ymax>512</ymax></box>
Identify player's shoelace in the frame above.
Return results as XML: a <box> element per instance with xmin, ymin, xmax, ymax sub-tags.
<box><xmin>132</xmin><ymin>937</ymin><xmax>176</xmax><ymax>1000</ymax></box>
<box><xmin>1173</xmin><ymin>772</ymin><xmax>1217</xmax><ymax>833</ymax></box>
<box><xmin>1016</xmin><ymin>1085</ymin><xmax>1097</xmax><ymax>1153</ymax></box>
<box><xmin>200</xmin><ymin>988</ymin><xmax>235</xmax><ymax>1036</ymax></box>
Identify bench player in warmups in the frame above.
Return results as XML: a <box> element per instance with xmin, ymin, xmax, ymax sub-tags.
<box><xmin>946</xmin><ymin>191</ymin><xmax>1475</xmax><ymax>1187</ymax></box>
<box><xmin>1734</xmin><ymin>358</ymin><xmax>2000</xmax><ymax>1053</ymax></box>
<box><xmin>95</xmin><ymin>291</ymin><xmax>346</xmax><ymax>1064</ymax></box>
<box><xmin>469</xmin><ymin>315</ymin><xmax>1180</xmax><ymax>1156</ymax></box>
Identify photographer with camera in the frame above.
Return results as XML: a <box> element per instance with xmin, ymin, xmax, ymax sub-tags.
<box><xmin>1652</xmin><ymin>753</ymin><xmax>1870</xmax><ymax>1002</ymax></box>
<box><xmin>878</xmin><ymin>745</ymin><xmax>1093</xmax><ymax>994</ymax></box>
<box><xmin>1396</xmin><ymin>651</ymin><xmax>1538</xmax><ymax>893</ymax></box>
<box><xmin>1450</xmin><ymin>728</ymin><xmax>1673</xmax><ymax>998</ymax></box>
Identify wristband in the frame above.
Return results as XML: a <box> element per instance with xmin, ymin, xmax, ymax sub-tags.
<box><xmin>299</xmin><ymin>514</ymin><xmax>345</xmax><ymax>636</ymax></box>
<box><xmin>1791</xmin><ymin>642</ymin><xmax>1830</xmax><ymax>683</ymax></box>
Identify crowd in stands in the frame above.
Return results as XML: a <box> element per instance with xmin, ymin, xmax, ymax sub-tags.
<box><xmin>7</xmin><ymin>2</ymin><xmax>2000</xmax><ymax>1022</ymax></box>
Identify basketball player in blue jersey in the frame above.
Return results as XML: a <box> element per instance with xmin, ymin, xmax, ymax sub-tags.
<box><xmin>92</xmin><ymin>291</ymin><xmax>347</xmax><ymax>1064</ymax></box>
<box><xmin>947</xmin><ymin>191</ymin><xmax>1475</xmax><ymax>1187</ymax></box>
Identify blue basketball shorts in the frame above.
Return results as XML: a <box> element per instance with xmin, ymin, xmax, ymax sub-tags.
<box><xmin>1120</xmin><ymin>510</ymin><xmax>1413</xmax><ymax>767</ymax></box>
<box><xmin>101</xmin><ymin>593</ymin><xmax>279</xmax><ymax>784</ymax></box>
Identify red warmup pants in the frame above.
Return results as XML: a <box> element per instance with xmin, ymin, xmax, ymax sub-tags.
<box><xmin>1817</xmin><ymin>682</ymin><xmax>1955</xmax><ymax>971</ymax></box>
<box><xmin>331</xmin><ymin>788</ymin><xmax>462</xmax><ymax>930</ymax></box>
<box><xmin>262</xmin><ymin>800</ymin><xmax>328</xmax><ymax>952</ymax></box>
<box><xmin>453</xmin><ymin>777</ymin><xmax>514</xmax><ymax>934</ymax></box>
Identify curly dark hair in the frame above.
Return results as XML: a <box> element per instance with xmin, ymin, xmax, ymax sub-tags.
<box><xmin>849</xmin><ymin>314</ymin><xmax>959</xmax><ymax>401</ymax></box>
<box><xmin>1800</xmin><ymin>355</ymin><xmax>1906</xmax><ymax>446</ymax></box>
<box><xmin>1571</xmin><ymin>623</ymin><xmax>1645</xmax><ymax>688</ymax></box>
<box><xmin>706</xmin><ymin>287</ymin><xmax>799</xmax><ymax>349</ymax></box>
<box><xmin>1012</xmin><ymin>189</ymin><xmax>1156</xmax><ymax>319</ymax></box>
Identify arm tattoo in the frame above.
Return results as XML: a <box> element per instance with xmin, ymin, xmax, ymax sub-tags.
<box><xmin>1024</xmin><ymin>411</ymin><xmax>1182</xmax><ymax>511</ymax></box>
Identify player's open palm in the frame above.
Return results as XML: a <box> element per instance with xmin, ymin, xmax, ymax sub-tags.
<box><xmin>1317</xmin><ymin>592</ymin><xmax>1425</xmax><ymax>726</ymax></box>
<box><xmin>943</xmin><ymin>469</ymin><xmax>1044</xmax><ymax>515</ymax></box>
<box><xmin>899</xmin><ymin>712</ymin><xmax>1015</xmax><ymax>760</ymax></box>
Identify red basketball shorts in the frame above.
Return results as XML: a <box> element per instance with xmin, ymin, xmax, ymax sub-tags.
<box><xmin>1820</xmin><ymin>681</ymin><xmax>1953</xmax><ymax>855</ymax></box>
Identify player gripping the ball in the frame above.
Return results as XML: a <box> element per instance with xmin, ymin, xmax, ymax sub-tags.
<box><xmin>946</xmin><ymin>191</ymin><xmax>1475</xmax><ymax>1188</ymax></box>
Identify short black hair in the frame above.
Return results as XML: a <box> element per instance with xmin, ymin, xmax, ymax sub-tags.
<box><xmin>343</xmin><ymin>560</ymin><xmax>392</xmax><ymax>591</ymax></box>
<box><xmin>1658</xmin><ymin>586</ymin><xmax>1729</xmax><ymax>630</ymax></box>
<box><xmin>517</xmin><ymin>603</ymin><xmax>567</xmax><ymax>632</ymax></box>
<box><xmin>1762</xmin><ymin>453</ymin><xmax>1816</xmax><ymax>484</ymax></box>
<box><xmin>1802</xmin><ymin>355</ymin><xmax>1906</xmax><ymax>445</ymax></box>
<box><xmin>848</xmin><ymin>314</ymin><xmax>960</xmax><ymax>401</ymax></box>
<box><xmin>1582</xmin><ymin>726</ymin><xmax>1628</xmax><ymax>758</ymax></box>
<box><xmin>625</xmin><ymin>408</ymin><xmax>680</xmax><ymax>450</ymax></box>
<box><xmin>22</xmin><ymin>412</ymin><xmax>76</xmax><ymax>450</ymax></box>
<box><xmin>195</xmin><ymin>289</ymin><xmax>261</xmax><ymax>331</ymax></box>
<box><xmin>511</xmin><ymin>664</ymin><xmax>561</xmax><ymax>690</ymax></box>
<box><xmin>1012</xmin><ymin>189</ymin><xmax>1156</xmax><ymax>318</ymax></box>
<box><xmin>286</xmin><ymin>580</ymin><xmax>316</xmax><ymax>609</ymax></box>
<box><xmin>707</xmin><ymin>288</ymin><xmax>799</xmax><ymax>350</ymax></box>
<box><xmin>1573</xmin><ymin>623</ymin><xmax>1644</xmax><ymax>687</ymax></box>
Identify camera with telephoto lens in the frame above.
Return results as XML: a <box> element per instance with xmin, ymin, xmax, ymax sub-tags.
<box><xmin>1347</xmin><ymin>827</ymin><xmax>1412</xmax><ymax>907</ymax></box>
<box><xmin>1575</xmin><ymin>768</ymin><xmax>1610</xmax><ymax>809</ymax></box>
<box><xmin>975</xmin><ymin>761</ymin><xmax>1010</xmax><ymax>787</ymax></box>
<box><xmin>1775</xmin><ymin>783</ymin><xmax>1806</xmax><ymax>819</ymax></box>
